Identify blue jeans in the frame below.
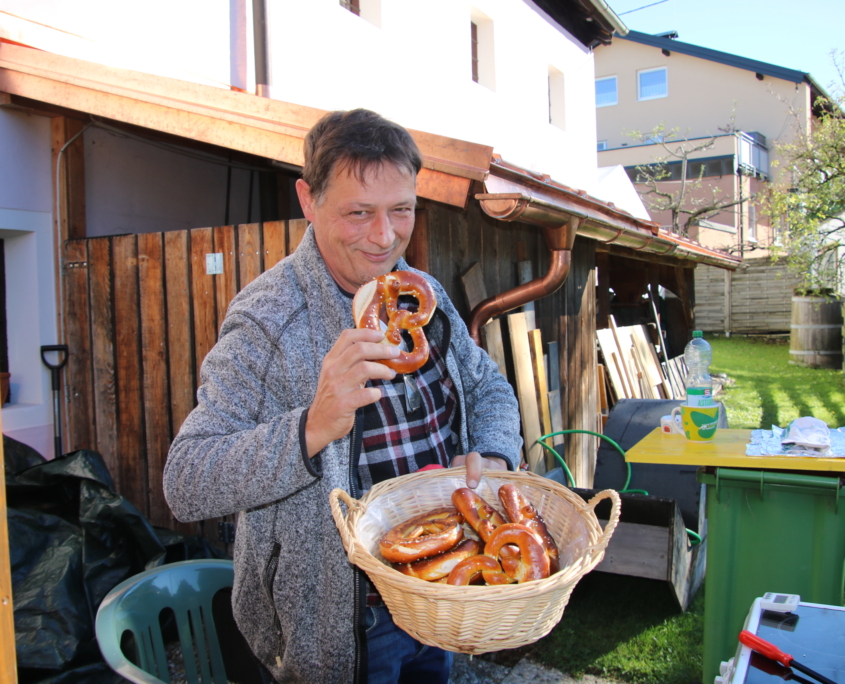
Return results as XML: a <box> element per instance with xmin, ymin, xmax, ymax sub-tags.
<box><xmin>365</xmin><ymin>605</ymin><xmax>453</xmax><ymax>684</ymax></box>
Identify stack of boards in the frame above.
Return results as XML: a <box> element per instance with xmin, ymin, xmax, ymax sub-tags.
<box><xmin>596</xmin><ymin>317</ymin><xmax>687</xmax><ymax>408</ymax></box>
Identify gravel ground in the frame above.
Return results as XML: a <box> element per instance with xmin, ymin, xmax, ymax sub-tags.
<box><xmin>450</xmin><ymin>653</ymin><xmax>631</xmax><ymax>684</ymax></box>
<box><xmin>166</xmin><ymin>639</ymin><xmax>630</xmax><ymax>684</ymax></box>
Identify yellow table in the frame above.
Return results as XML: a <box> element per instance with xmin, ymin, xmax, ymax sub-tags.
<box><xmin>625</xmin><ymin>427</ymin><xmax>845</xmax><ymax>472</ymax></box>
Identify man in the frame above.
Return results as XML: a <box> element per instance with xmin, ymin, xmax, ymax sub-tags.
<box><xmin>163</xmin><ymin>109</ymin><xmax>522</xmax><ymax>684</ymax></box>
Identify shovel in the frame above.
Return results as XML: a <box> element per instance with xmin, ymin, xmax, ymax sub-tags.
<box><xmin>41</xmin><ymin>344</ymin><xmax>69</xmax><ymax>459</ymax></box>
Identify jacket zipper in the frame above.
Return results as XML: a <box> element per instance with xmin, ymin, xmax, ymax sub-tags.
<box><xmin>262</xmin><ymin>541</ymin><xmax>284</xmax><ymax>668</ymax></box>
<box><xmin>349</xmin><ymin>410</ymin><xmax>365</xmax><ymax>684</ymax></box>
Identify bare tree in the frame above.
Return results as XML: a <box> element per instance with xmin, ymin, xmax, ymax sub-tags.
<box><xmin>628</xmin><ymin>122</ymin><xmax>750</xmax><ymax>239</ymax></box>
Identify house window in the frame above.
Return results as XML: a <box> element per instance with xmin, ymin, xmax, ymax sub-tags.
<box><xmin>548</xmin><ymin>66</ymin><xmax>565</xmax><ymax>129</ymax></box>
<box><xmin>340</xmin><ymin>0</ymin><xmax>360</xmax><ymax>16</ymax></box>
<box><xmin>597</xmin><ymin>140</ymin><xmax>608</xmax><ymax>151</ymax></box>
<box><xmin>595</xmin><ymin>76</ymin><xmax>617</xmax><ymax>107</ymax></box>
<box><xmin>470</xmin><ymin>9</ymin><xmax>495</xmax><ymax>90</ymax></box>
<box><xmin>471</xmin><ymin>22</ymin><xmax>479</xmax><ymax>83</ymax></box>
<box><xmin>638</xmin><ymin>67</ymin><xmax>667</xmax><ymax>100</ymax></box>
<box><xmin>747</xmin><ymin>203</ymin><xmax>758</xmax><ymax>242</ymax></box>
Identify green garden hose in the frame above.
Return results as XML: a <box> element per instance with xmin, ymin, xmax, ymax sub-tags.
<box><xmin>534</xmin><ymin>429</ymin><xmax>701</xmax><ymax>546</ymax></box>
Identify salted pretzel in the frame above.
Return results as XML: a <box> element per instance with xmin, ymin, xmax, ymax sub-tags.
<box><xmin>451</xmin><ymin>488</ymin><xmax>507</xmax><ymax>542</ymax></box>
<box><xmin>379</xmin><ymin>507</ymin><xmax>463</xmax><ymax>564</ymax></box>
<box><xmin>352</xmin><ymin>271</ymin><xmax>437</xmax><ymax>374</ymax></box>
<box><xmin>446</xmin><ymin>554</ymin><xmax>511</xmax><ymax>586</ymax></box>
<box><xmin>394</xmin><ymin>539</ymin><xmax>482</xmax><ymax>582</ymax></box>
<box><xmin>484</xmin><ymin>523</ymin><xmax>550</xmax><ymax>583</ymax></box>
<box><xmin>498</xmin><ymin>484</ymin><xmax>561</xmax><ymax>574</ymax></box>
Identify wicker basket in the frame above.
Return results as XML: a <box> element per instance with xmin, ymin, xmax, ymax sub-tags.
<box><xmin>329</xmin><ymin>467</ymin><xmax>620</xmax><ymax>654</ymax></box>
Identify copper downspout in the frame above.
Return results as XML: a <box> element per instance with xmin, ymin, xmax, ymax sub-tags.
<box><xmin>468</xmin><ymin>198</ymin><xmax>579</xmax><ymax>344</ymax></box>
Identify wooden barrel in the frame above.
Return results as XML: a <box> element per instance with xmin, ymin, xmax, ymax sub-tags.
<box><xmin>789</xmin><ymin>295</ymin><xmax>843</xmax><ymax>368</ymax></box>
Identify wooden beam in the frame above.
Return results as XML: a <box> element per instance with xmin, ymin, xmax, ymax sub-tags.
<box><xmin>0</xmin><ymin>413</ymin><xmax>18</xmax><ymax>684</ymax></box>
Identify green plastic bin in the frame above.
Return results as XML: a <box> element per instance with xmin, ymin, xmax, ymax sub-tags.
<box><xmin>698</xmin><ymin>468</ymin><xmax>845</xmax><ymax>684</ymax></box>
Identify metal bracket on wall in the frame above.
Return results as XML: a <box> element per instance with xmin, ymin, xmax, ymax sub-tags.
<box><xmin>206</xmin><ymin>253</ymin><xmax>224</xmax><ymax>275</ymax></box>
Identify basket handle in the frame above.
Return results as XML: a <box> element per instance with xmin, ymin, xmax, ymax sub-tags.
<box><xmin>584</xmin><ymin>489</ymin><xmax>622</xmax><ymax>553</ymax></box>
<box><xmin>329</xmin><ymin>488</ymin><xmax>367</xmax><ymax>560</ymax></box>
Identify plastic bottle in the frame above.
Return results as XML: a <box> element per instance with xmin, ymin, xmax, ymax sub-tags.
<box><xmin>683</xmin><ymin>331</ymin><xmax>713</xmax><ymax>407</ymax></box>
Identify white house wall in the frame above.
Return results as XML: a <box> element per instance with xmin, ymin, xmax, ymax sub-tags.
<box><xmin>0</xmin><ymin>108</ymin><xmax>57</xmax><ymax>458</ymax></box>
<box><xmin>2</xmin><ymin>0</ymin><xmax>607</xmax><ymax>195</ymax></box>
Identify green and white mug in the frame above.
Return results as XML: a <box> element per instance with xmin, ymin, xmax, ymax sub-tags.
<box><xmin>670</xmin><ymin>404</ymin><xmax>720</xmax><ymax>442</ymax></box>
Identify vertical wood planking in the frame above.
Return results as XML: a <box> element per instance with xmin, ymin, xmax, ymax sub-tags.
<box><xmin>238</xmin><ymin>223</ymin><xmax>263</xmax><ymax>288</ymax></box>
<box><xmin>112</xmin><ymin>235</ymin><xmax>147</xmax><ymax>516</ymax></box>
<box><xmin>288</xmin><ymin>218</ymin><xmax>309</xmax><ymax>253</ymax></box>
<box><xmin>164</xmin><ymin>230</ymin><xmax>195</xmax><ymax>436</ymax></box>
<box><xmin>88</xmin><ymin>238</ymin><xmax>119</xmax><ymax>482</ymax></box>
<box><xmin>138</xmin><ymin>233</ymin><xmax>172</xmax><ymax>528</ymax></box>
<box><xmin>62</xmin><ymin>239</ymin><xmax>95</xmax><ymax>455</ymax></box>
<box><xmin>190</xmin><ymin>227</ymin><xmax>218</xmax><ymax>384</ymax></box>
<box><xmin>263</xmin><ymin>220</ymin><xmax>287</xmax><ymax>270</ymax></box>
<box><xmin>214</xmin><ymin>225</ymin><xmax>239</xmax><ymax>327</ymax></box>
<box><xmin>406</xmin><ymin>202</ymin><xmax>430</xmax><ymax>274</ymax></box>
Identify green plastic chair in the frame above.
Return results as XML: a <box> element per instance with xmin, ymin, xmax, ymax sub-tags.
<box><xmin>95</xmin><ymin>559</ymin><xmax>235</xmax><ymax>684</ymax></box>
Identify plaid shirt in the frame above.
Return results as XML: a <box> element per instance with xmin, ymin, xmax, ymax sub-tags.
<box><xmin>358</xmin><ymin>339</ymin><xmax>458</xmax><ymax>491</ymax></box>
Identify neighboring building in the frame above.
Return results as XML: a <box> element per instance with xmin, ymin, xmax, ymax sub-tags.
<box><xmin>595</xmin><ymin>30</ymin><xmax>829</xmax><ymax>258</ymax></box>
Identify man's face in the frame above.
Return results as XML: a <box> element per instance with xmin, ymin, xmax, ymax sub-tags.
<box><xmin>296</xmin><ymin>162</ymin><xmax>417</xmax><ymax>293</ymax></box>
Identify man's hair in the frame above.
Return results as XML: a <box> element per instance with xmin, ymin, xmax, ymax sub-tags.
<box><xmin>301</xmin><ymin>109</ymin><xmax>422</xmax><ymax>202</ymax></box>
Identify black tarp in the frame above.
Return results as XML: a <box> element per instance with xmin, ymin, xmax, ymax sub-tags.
<box><xmin>4</xmin><ymin>436</ymin><xmax>225</xmax><ymax>683</ymax></box>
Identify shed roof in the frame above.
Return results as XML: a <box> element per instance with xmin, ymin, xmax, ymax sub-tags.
<box><xmin>0</xmin><ymin>41</ymin><xmax>739</xmax><ymax>270</ymax></box>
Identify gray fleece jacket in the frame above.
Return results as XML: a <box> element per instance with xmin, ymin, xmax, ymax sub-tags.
<box><xmin>163</xmin><ymin>225</ymin><xmax>522</xmax><ymax>684</ymax></box>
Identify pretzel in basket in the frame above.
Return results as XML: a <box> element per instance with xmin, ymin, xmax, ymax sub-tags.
<box><xmin>451</xmin><ymin>488</ymin><xmax>507</xmax><ymax>542</ymax></box>
<box><xmin>352</xmin><ymin>271</ymin><xmax>437</xmax><ymax>374</ymax></box>
<box><xmin>379</xmin><ymin>507</ymin><xmax>463</xmax><ymax>563</ymax></box>
<box><xmin>498</xmin><ymin>483</ymin><xmax>561</xmax><ymax>574</ymax></box>
<box><xmin>484</xmin><ymin>523</ymin><xmax>550</xmax><ymax>582</ymax></box>
<box><xmin>395</xmin><ymin>539</ymin><xmax>482</xmax><ymax>582</ymax></box>
<box><xmin>446</xmin><ymin>554</ymin><xmax>510</xmax><ymax>586</ymax></box>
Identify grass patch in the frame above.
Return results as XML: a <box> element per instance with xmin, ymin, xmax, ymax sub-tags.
<box><xmin>532</xmin><ymin>573</ymin><xmax>704</xmax><ymax>684</ymax></box>
<box><xmin>482</xmin><ymin>335</ymin><xmax>845</xmax><ymax>683</ymax></box>
<box><xmin>709</xmin><ymin>335</ymin><xmax>845</xmax><ymax>429</ymax></box>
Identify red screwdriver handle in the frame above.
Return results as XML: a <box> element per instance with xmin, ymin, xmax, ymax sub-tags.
<box><xmin>739</xmin><ymin>630</ymin><xmax>793</xmax><ymax>667</ymax></box>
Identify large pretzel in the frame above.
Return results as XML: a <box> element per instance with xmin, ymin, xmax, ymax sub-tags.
<box><xmin>394</xmin><ymin>539</ymin><xmax>482</xmax><ymax>582</ymax></box>
<box><xmin>446</xmin><ymin>554</ymin><xmax>511</xmax><ymax>586</ymax></box>
<box><xmin>451</xmin><ymin>488</ymin><xmax>507</xmax><ymax>542</ymax></box>
<box><xmin>484</xmin><ymin>523</ymin><xmax>550</xmax><ymax>583</ymax></box>
<box><xmin>498</xmin><ymin>483</ymin><xmax>561</xmax><ymax>574</ymax></box>
<box><xmin>379</xmin><ymin>507</ymin><xmax>463</xmax><ymax>564</ymax></box>
<box><xmin>352</xmin><ymin>271</ymin><xmax>437</xmax><ymax>374</ymax></box>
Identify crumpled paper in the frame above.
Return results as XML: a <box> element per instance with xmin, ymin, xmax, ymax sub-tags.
<box><xmin>747</xmin><ymin>425</ymin><xmax>845</xmax><ymax>458</ymax></box>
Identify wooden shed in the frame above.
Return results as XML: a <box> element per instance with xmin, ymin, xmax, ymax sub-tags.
<box><xmin>0</xmin><ymin>43</ymin><xmax>741</xmax><ymax>546</ymax></box>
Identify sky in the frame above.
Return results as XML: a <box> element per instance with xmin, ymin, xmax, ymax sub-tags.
<box><xmin>606</xmin><ymin>0</ymin><xmax>844</xmax><ymax>96</ymax></box>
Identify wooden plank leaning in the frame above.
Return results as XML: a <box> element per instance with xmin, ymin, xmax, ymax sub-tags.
<box><xmin>507</xmin><ymin>312</ymin><xmax>543</xmax><ymax>473</ymax></box>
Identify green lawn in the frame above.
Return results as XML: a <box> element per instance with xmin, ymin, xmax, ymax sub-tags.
<box><xmin>709</xmin><ymin>335</ymin><xmax>845</xmax><ymax>429</ymax></box>
<box><xmin>482</xmin><ymin>334</ymin><xmax>845</xmax><ymax>684</ymax></box>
